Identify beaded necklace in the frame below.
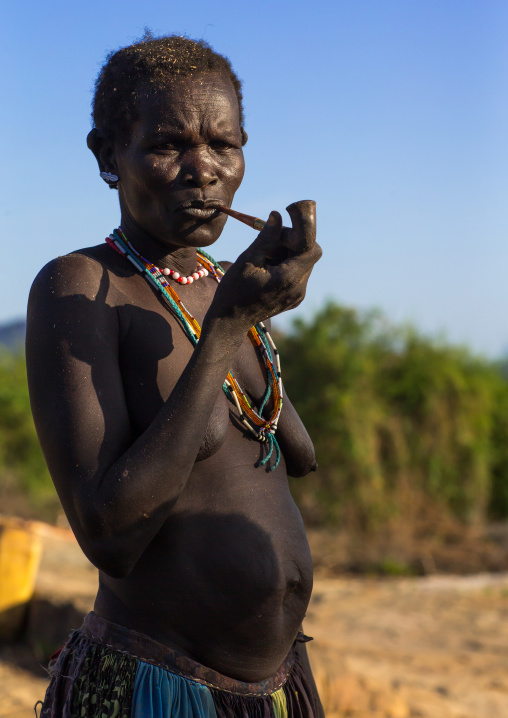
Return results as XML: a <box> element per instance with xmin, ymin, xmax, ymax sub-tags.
<box><xmin>106</xmin><ymin>228</ymin><xmax>283</xmax><ymax>469</ymax></box>
<box><xmin>157</xmin><ymin>262</ymin><xmax>209</xmax><ymax>284</ymax></box>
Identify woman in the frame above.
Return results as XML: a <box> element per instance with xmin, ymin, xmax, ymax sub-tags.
<box><xmin>28</xmin><ymin>34</ymin><xmax>323</xmax><ymax>718</ymax></box>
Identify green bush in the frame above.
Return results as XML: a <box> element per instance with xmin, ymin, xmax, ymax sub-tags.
<box><xmin>278</xmin><ymin>302</ymin><xmax>508</xmax><ymax>528</ymax></box>
<box><xmin>0</xmin><ymin>352</ymin><xmax>59</xmax><ymax>520</ymax></box>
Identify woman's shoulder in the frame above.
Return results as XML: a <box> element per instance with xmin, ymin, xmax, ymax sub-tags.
<box><xmin>30</xmin><ymin>244</ymin><xmax>131</xmax><ymax>302</ymax></box>
<box><xmin>27</xmin><ymin>244</ymin><xmax>128</xmax><ymax>350</ymax></box>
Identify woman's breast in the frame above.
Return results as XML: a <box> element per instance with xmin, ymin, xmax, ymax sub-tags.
<box><xmin>195</xmin><ymin>393</ymin><xmax>230</xmax><ymax>460</ymax></box>
<box><xmin>119</xmin><ymin>330</ymin><xmax>231</xmax><ymax>460</ymax></box>
<box><xmin>117</xmin><ymin>301</ymin><xmax>278</xmax><ymax>464</ymax></box>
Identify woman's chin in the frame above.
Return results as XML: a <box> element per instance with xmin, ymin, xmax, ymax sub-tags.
<box><xmin>177</xmin><ymin>218</ymin><xmax>227</xmax><ymax>247</ymax></box>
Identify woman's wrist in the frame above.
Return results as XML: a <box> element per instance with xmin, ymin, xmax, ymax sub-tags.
<box><xmin>199</xmin><ymin>312</ymin><xmax>252</xmax><ymax>353</ymax></box>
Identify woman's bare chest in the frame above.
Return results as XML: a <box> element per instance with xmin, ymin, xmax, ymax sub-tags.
<box><xmin>114</xmin><ymin>285</ymin><xmax>274</xmax><ymax>457</ymax></box>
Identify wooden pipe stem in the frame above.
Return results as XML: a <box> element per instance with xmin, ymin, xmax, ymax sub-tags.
<box><xmin>218</xmin><ymin>206</ymin><xmax>266</xmax><ymax>231</ymax></box>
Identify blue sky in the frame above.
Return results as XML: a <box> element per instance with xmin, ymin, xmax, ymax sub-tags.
<box><xmin>2</xmin><ymin>0</ymin><xmax>508</xmax><ymax>355</ymax></box>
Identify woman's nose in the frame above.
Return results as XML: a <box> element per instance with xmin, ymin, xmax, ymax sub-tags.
<box><xmin>180</xmin><ymin>147</ymin><xmax>218</xmax><ymax>188</ymax></box>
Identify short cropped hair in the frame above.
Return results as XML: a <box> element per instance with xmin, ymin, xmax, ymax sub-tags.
<box><xmin>92</xmin><ymin>32</ymin><xmax>245</xmax><ymax>144</ymax></box>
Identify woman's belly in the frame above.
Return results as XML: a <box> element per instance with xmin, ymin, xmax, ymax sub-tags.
<box><xmin>95</xmin><ymin>444</ymin><xmax>313</xmax><ymax>681</ymax></box>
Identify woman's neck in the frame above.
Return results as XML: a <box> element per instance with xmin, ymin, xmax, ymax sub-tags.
<box><xmin>119</xmin><ymin>214</ymin><xmax>199</xmax><ymax>276</ymax></box>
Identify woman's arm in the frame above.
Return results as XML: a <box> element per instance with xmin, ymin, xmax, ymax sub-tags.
<box><xmin>26</xmin><ymin>253</ymin><xmax>247</xmax><ymax>578</ymax></box>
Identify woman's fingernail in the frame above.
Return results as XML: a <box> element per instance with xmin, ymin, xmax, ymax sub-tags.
<box><xmin>267</xmin><ymin>213</ymin><xmax>277</xmax><ymax>226</ymax></box>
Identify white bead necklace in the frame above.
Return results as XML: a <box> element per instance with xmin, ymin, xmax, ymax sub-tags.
<box><xmin>156</xmin><ymin>263</ymin><xmax>209</xmax><ymax>285</ymax></box>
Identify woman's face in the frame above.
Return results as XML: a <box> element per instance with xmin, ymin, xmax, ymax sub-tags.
<box><xmin>113</xmin><ymin>72</ymin><xmax>245</xmax><ymax>249</ymax></box>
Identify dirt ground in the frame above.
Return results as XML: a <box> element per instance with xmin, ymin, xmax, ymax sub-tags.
<box><xmin>1</xmin><ymin>527</ymin><xmax>508</xmax><ymax>718</ymax></box>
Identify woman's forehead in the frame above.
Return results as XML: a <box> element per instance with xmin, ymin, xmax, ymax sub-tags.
<box><xmin>136</xmin><ymin>72</ymin><xmax>241</xmax><ymax>129</ymax></box>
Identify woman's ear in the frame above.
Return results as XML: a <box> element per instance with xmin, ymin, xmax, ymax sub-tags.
<box><xmin>87</xmin><ymin>128</ymin><xmax>119</xmax><ymax>188</ymax></box>
<box><xmin>241</xmin><ymin>128</ymin><xmax>248</xmax><ymax>146</ymax></box>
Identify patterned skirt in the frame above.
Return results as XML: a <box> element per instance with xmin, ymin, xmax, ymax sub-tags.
<box><xmin>37</xmin><ymin>612</ymin><xmax>321</xmax><ymax>717</ymax></box>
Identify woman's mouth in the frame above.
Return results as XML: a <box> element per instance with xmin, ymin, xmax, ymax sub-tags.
<box><xmin>179</xmin><ymin>206</ymin><xmax>221</xmax><ymax>220</ymax></box>
<box><xmin>176</xmin><ymin>201</ymin><xmax>223</xmax><ymax>221</ymax></box>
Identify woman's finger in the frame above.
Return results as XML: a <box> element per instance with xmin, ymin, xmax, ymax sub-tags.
<box><xmin>285</xmin><ymin>200</ymin><xmax>316</xmax><ymax>253</ymax></box>
<box><xmin>247</xmin><ymin>210</ymin><xmax>283</xmax><ymax>264</ymax></box>
<box><xmin>279</xmin><ymin>241</ymin><xmax>323</xmax><ymax>276</ymax></box>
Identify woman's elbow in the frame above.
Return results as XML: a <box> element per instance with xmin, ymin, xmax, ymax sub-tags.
<box><xmin>79</xmin><ymin>534</ymin><xmax>138</xmax><ymax>579</ymax></box>
<box><xmin>71</xmin><ymin>508</ymin><xmax>142</xmax><ymax>578</ymax></box>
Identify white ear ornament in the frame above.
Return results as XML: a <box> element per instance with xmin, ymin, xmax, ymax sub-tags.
<box><xmin>100</xmin><ymin>171</ymin><xmax>119</xmax><ymax>183</ymax></box>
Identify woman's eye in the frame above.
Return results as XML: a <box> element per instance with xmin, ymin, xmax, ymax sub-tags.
<box><xmin>210</xmin><ymin>141</ymin><xmax>234</xmax><ymax>151</ymax></box>
<box><xmin>151</xmin><ymin>143</ymin><xmax>179</xmax><ymax>152</ymax></box>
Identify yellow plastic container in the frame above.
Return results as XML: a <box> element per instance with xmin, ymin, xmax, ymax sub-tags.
<box><xmin>0</xmin><ymin>516</ymin><xmax>42</xmax><ymax>641</ymax></box>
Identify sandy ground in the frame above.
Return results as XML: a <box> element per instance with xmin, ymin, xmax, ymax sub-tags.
<box><xmin>307</xmin><ymin>574</ymin><xmax>508</xmax><ymax>717</ymax></box>
<box><xmin>1</xmin><ymin>529</ymin><xmax>508</xmax><ymax>718</ymax></box>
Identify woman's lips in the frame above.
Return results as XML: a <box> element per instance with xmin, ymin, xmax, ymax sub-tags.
<box><xmin>175</xmin><ymin>199</ymin><xmax>225</xmax><ymax>221</ymax></box>
<box><xmin>178</xmin><ymin>206</ymin><xmax>221</xmax><ymax>220</ymax></box>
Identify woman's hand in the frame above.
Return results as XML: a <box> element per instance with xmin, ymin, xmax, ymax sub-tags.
<box><xmin>206</xmin><ymin>200</ymin><xmax>322</xmax><ymax>331</ymax></box>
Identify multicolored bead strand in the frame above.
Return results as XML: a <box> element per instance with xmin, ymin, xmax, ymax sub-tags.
<box><xmin>106</xmin><ymin>229</ymin><xmax>283</xmax><ymax>469</ymax></box>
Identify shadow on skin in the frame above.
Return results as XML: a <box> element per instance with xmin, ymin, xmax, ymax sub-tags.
<box><xmin>59</xmin><ymin>258</ymin><xmax>232</xmax><ymax>463</ymax></box>
<box><xmin>54</xmin><ymin>262</ymin><xmax>174</xmax><ymax>466</ymax></box>
<box><xmin>99</xmin><ymin>512</ymin><xmax>283</xmax><ymax>650</ymax></box>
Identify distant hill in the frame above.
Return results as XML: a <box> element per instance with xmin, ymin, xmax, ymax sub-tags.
<box><xmin>0</xmin><ymin>319</ymin><xmax>26</xmax><ymax>351</ymax></box>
